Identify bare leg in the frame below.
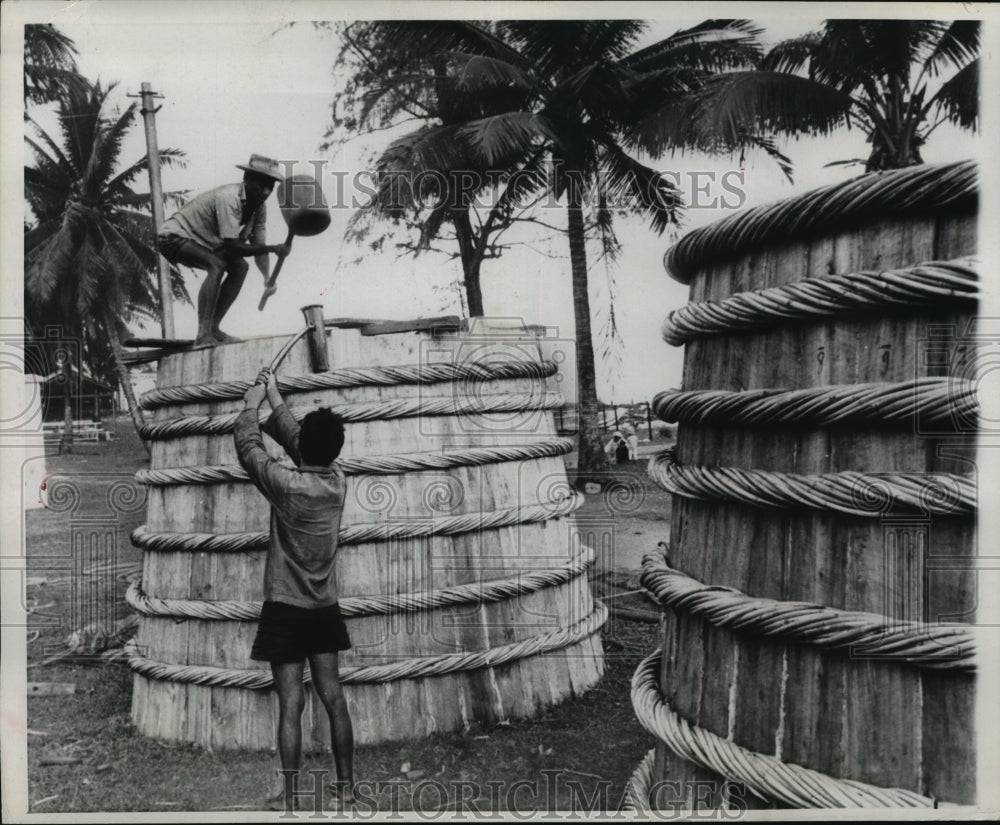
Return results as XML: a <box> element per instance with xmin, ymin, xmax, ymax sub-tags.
<box><xmin>160</xmin><ymin>240</ymin><xmax>227</xmax><ymax>348</ymax></box>
<box><xmin>268</xmin><ymin>660</ymin><xmax>305</xmax><ymax>809</ymax></box>
<box><xmin>195</xmin><ymin>263</ymin><xmax>226</xmax><ymax>346</ymax></box>
<box><xmin>212</xmin><ymin>256</ymin><xmax>249</xmax><ymax>342</ymax></box>
<box><xmin>309</xmin><ymin>652</ymin><xmax>355</xmax><ymax>805</ymax></box>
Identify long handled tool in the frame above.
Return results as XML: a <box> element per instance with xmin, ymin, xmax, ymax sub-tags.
<box><xmin>258</xmin><ymin>173</ymin><xmax>332</xmax><ymax>310</ymax></box>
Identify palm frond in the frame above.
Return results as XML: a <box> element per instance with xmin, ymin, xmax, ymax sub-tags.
<box><xmin>460</xmin><ymin>112</ymin><xmax>556</xmax><ymax>166</ymax></box>
<box><xmin>25</xmin><ymin>158</ymin><xmax>74</xmax><ymax>222</ymax></box>
<box><xmin>610</xmin><ymin>65</ymin><xmax>705</xmax><ymax>129</ymax></box>
<box><xmin>24</xmin><ymin>23</ymin><xmax>79</xmax><ymax>66</ymax></box>
<box><xmin>101</xmin><ymin>219</ymin><xmax>155</xmax><ymax>287</ymax></box>
<box><xmin>26</xmin><ymin>125</ymin><xmax>74</xmax><ymax>179</ymax></box>
<box><xmin>24</xmin><ymin>236</ymin><xmax>60</xmax><ymax>306</ymax></box>
<box><xmin>23</xmin><ymin>24</ymin><xmax>87</xmax><ymax>107</ymax></box>
<box><xmin>56</xmin><ymin>84</ymin><xmax>104</xmax><ymax>178</ymax></box>
<box><xmin>581</xmin><ymin>20</ymin><xmax>647</xmax><ymax>64</ymax></box>
<box><xmin>363</xmin><ymin>124</ymin><xmax>476</xmax><ymax>215</ymax></box>
<box><xmin>104</xmin><ymin>148</ymin><xmax>187</xmax><ymax>198</ymax></box>
<box><xmin>355</xmin><ymin>73</ymin><xmax>439</xmax><ymax>129</ymax></box>
<box><xmin>760</xmin><ymin>32</ymin><xmax>821</xmax><ymax>74</ymax></box>
<box><xmin>743</xmin><ymin>135</ymin><xmax>794</xmax><ymax>183</ymax></box>
<box><xmin>623</xmin><ymin>20</ymin><xmax>763</xmax><ymax>73</ymax></box>
<box><xmin>448</xmin><ymin>53</ymin><xmax>536</xmax><ymax>93</ymax></box>
<box><xmin>24</xmin><ymin>66</ymin><xmax>90</xmax><ymax>107</ymax></box>
<box><xmin>823</xmin><ymin>158</ymin><xmax>868</xmax><ymax>168</ymax></box>
<box><xmin>380</xmin><ymin>122</ymin><xmax>472</xmax><ymax>174</ymax></box>
<box><xmin>805</xmin><ymin>20</ymin><xmax>886</xmax><ymax>90</ymax></box>
<box><xmin>372</xmin><ymin>21</ymin><xmax>527</xmax><ymax>68</ymax></box>
<box><xmin>921</xmin><ymin>20</ymin><xmax>979</xmax><ymax>77</ymax></box>
<box><xmin>686</xmin><ymin>70</ymin><xmax>854</xmax><ymax>145</ymax></box>
<box><xmin>598</xmin><ymin>146</ymin><xmax>682</xmax><ymax>235</ymax></box>
<box><xmin>23</xmin><ymin>218</ymin><xmax>63</xmax><ymax>255</ymax></box>
<box><xmin>493</xmin><ymin>150</ymin><xmax>550</xmax><ymax>215</ymax></box>
<box><xmin>90</xmin><ymin>101</ymin><xmax>139</xmax><ymax>196</ymax></box>
<box><xmin>927</xmin><ymin>58</ymin><xmax>979</xmax><ymax>131</ymax></box>
<box><xmin>546</xmin><ymin>61</ymin><xmax>640</xmax><ymax>123</ymax></box>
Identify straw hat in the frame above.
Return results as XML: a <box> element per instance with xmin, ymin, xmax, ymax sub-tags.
<box><xmin>236</xmin><ymin>154</ymin><xmax>285</xmax><ymax>183</ymax></box>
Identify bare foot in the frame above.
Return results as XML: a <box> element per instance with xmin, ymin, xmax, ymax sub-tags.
<box><xmin>192</xmin><ymin>336</ymin><xmax>217</xmax><ymax>349</ymax></box>
<box><xmin>325</xmin><ymin>782</ymin><xmax>357</xmax><ymax>810</ymax></box>
<box><xmin>213</xmin><ymin>330</ymin><xmax>243</xmax><ymax>344</ymax></box>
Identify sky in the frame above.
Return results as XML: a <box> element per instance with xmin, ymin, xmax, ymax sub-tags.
<box><xmin>8</xmin><ymin>1</ymin><xmax>989</xmax><ymax>406</ymax></box>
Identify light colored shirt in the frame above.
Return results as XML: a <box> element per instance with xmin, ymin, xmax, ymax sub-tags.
<box><xmin>159</xmin><ymin>182</ymin><xmax>266</xmax><ymax>253</ymax></box>
<box><xmin>234</xmin><ymin>403</ymin><xmax>346</xmax><ymax>609</ymax></box>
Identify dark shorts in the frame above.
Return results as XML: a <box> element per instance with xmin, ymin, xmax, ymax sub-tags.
<box><xmin>156</xmin><ymin>233</ymin><xmax>200</xmax><ymax>262</ymax></box>
<box><xmin>250</xmin><ymin>601</ymin><xmax>352</xmax><ymax>664</ymax></box>
<box><xmin>157</xmin><ymin>234</ymin><xmax>235</xmax><ymax>267</ymax></box>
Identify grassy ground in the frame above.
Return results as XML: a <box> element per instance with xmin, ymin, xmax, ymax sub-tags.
<box><xmin>23</xmin><ymin>419</ymin><xmax>670</xmax><ymax>814</ymax></box>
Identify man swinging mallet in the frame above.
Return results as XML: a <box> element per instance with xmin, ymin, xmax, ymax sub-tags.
<box><xmin>157</xmin><ymin>154</ymin><xmax>291</xmax><ymax>348</ymax></box>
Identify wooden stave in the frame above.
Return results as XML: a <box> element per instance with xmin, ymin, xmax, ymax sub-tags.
<box><xmin>653</xmin><ymin>211</ymin><xmax>977</xmax><ymax>806</ymax></box>
<box><xmin>132</xmin><ymin>328</ymin><xmax>604</xmax><ymax>749</ymax></box>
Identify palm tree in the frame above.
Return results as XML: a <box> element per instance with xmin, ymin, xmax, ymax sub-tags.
<box><xmin>24</xmin><ymin>80</ymin><xmax>188</xmax><ymax>452</ymax></box>
<box><xmin>350</xmin><ymin>20</ymin><xmax>767</xmax><ymax>479</ymax></box>
<box><xmin>679</xmin><ymin>19</ymin><xmax>980</xmax><ymax>171</ymax></box>
<box><xmin>24</xmin><ymin>23</ymin><xmax>88</xmax><ymax>111</ymax></box>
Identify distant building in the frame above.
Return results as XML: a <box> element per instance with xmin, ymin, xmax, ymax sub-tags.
<box><xmin>30</xmin><ymin>364</ymin><xmax>116</xmax><ymax>423</ymax></box>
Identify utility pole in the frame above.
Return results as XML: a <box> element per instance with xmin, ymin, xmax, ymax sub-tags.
<box><xmin>136</xmin><ymin>82</ymin><xmax>174</xmax><ymax>339</ymax></box>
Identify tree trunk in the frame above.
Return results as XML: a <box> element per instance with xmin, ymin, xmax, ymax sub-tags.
<box><xmin>566</xmin><ymin>186</ymin><xmax>610</xmax><ymax>483</ymax></box>
<box><xmin>452</xmin><ymin>209</ymin><xmax>485</xmax><ymax>317</ymax></box>
<box><xmin>106</xmin><ymin>314</ymin><xmax>151</xmax><ymax>458</ymax></box>
<box><xmin>60</xmin><ymin>357</ymin><xmax>74</xmax><ymax>454</ymax></box>
<box><xmin>464</xmin><ymin>255</ymin><xmax>484</xmax><ymax>318</ymax></box>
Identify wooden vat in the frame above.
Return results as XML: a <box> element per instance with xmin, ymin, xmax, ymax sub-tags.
<box><xmin>128</xmin><ymin>320</ymin><xmax>605</xmax><ymax>749</ymax></box>
<box><xmin>632</xmin><ymin>161</ymin><xmax>979</xmax><ymax>808</ymax></box>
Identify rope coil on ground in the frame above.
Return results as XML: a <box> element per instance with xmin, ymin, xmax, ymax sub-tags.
<box><xmin>648</xmin><ymin>450</ymin><xmax>974</xmax><ymax>517</ymax></box>
<box><xmin>641</xmin><ymin>552</ymin><xmax>975</xmax><ymax>670</ymax></box>
<box><xmin>652</xmin><ymin>378</ymin><xmax>976</xmax><ymax>428</ymax></box>
<box><xmin>131</xmin><ymin>492</ymin><xmax>584</xmax><ymax>553</ymax></box>
<box><xmin>126</xmin><ymin>602</ymin><xmax>607</xmax><ymax>688</ymax></box>
<box><xmin>135</xmin><ymin>439</ymin><xmax>575</xmax><ymax>487</ymax></box>
<box><xmin>126</xmin><ymin>545</ymin><xmax>595</xmax><ymax>621</ymax></box>
<box><xmin>662</xmin><ymin>257</ymin><xmax>979</xmax><ymax>345</ymax></box>
<box><xmin>138</xmin><ymin>360</ymin><xmax>558</xmax><ymax>410</ymax></box>
<box><xmin>138</xmin><ymin>391</ymin><xmax>564</xmax><ymax>441</ymax></box>
<box><xmin>665</xmin><ymin>161</ymin><xmax>977</xmax><ymax>283</ymax></box>
<box><xmin>630</xmin><ymin>650</ymin><xmax>937</xmax><ymax>807</ymax></box>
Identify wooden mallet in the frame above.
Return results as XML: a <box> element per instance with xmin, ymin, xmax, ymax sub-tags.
<box><xmin>259</xmin><ymin>174</ymin><xmax>332</xmax><ymax>310</ymax></box>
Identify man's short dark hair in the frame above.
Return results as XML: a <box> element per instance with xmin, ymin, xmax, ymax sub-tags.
<box><xmin>298</xmin><ymin>408</ymin><xmax>345</xmax><ymax>466</ymax></box>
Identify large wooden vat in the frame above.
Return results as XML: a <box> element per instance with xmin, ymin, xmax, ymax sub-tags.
<box><xmin>128</xmin><ymin>320</ymin><xmax>605</xmax><ymax>749</ymax></box>
<box><xmin>631</xmin><ymin>161</ymin><xmax>979</xmax><ymax>808</ymax></box>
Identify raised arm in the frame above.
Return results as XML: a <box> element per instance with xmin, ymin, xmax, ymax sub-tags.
<box><xmin>234</xmin><ymin>369</ymin><xmax>297</xmax><ymax>504</ymax></box>
<box><xmin>261</xmin><ymin>372</ymin><xmax>303</xmax><ymax>466</ymax></box>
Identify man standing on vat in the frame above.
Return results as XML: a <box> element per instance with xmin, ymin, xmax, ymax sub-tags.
<box><xmin>157</xmin><ymin>154</ymin><xmax>291</xmax><ymax>348</ymax></box>
<box><xmin>235</xmin><ymin>367</ymin><xmax>356</xmax><ymax>811</ymax></box>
